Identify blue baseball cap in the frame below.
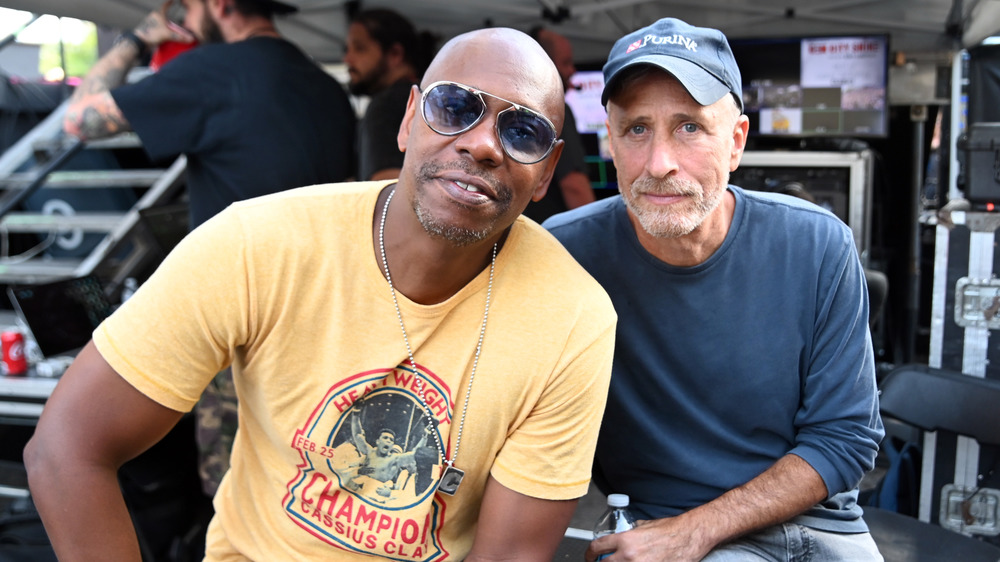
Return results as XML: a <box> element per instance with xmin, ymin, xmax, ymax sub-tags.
<box><xmin>602</xmin><ymin>17</ymin><xmax>743</xmax><ymax>112</ymax></box>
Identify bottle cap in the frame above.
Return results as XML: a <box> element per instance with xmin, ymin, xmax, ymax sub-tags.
<box><xmin>607</xmin><ymin>493</ymin><xmax>629</xmax><ymax>507</ymax></box>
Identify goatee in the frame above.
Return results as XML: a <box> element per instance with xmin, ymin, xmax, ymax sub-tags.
<box><xmin>411</xmin><ymin>160</ymin><xmax>513</xmax><ymax>247</ymax></box>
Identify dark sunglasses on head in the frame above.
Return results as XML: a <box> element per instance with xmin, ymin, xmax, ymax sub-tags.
<box><xmin>419</xmin><ymin>81</ymin><xmax>558</xmax><ymax>165</ymax></box>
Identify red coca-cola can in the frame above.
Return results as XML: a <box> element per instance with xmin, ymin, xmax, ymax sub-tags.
<box><xmin>2</xmin><ymin>330</ymin><xmax>27</xmax><ymax>376</ymax></box>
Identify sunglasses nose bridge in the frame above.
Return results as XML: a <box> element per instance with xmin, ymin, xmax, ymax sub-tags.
<box><xmin>438</xmin><ymin>88</ymin><xmax>510</xmax><ymax>163</ymax></box>
<box><xmin>465</xmin><ymin>92</ymin><xmax>493</xmax><ymax>134</ymax></box>
<box><xmin>472</xmin><ymin>93</ymin><xmax>535</xmax><ymax>163</ymax></box>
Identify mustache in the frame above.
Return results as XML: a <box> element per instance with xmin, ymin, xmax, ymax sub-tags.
<box><xmin>630</xmin><ymin>176</ymin><xmax>698</xmax><ymax>197</ymax></box>
<box><xmin>417</xmin><ymin>160</ymin><xmax>513</xmax><ymax>205</ymax></box>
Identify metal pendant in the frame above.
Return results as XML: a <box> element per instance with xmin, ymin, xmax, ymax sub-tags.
<box><xmin>437</xmin><ymin>466</ymin><xmax>465</xmax><ymax>495</ymax></box>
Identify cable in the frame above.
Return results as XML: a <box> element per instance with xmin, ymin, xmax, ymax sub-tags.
<box><xmin>0</xmin><ymin>225</ymin><xmax>57</xmax><ymax>263</ymax></box>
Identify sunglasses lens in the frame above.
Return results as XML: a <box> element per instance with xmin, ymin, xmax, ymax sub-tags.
<box><xmin>422</xmin><ymin>82</ymin><xmax>556</xmax><ymax>164</ymax></box>
<box><xmin>423</xmin><ymin>83</ymin><xmax>484</xmax><ymax>134</ymax></box>
<box><xmin>497</xmin><ymin>109</ymin><xmax>556</xmax><ymax>164</ymax></box>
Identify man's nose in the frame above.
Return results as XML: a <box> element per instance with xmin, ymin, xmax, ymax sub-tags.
<box><xmin>646</xmin><ymin>135</ymin><xmax>679</xmax><ymax>178</ymax></box>
<box><xmin>453</xmin><ymin>112</ymin><xmax>505</xmax><ymax>166</ymax></box>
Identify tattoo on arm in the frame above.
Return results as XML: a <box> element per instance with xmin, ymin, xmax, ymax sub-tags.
<box><xmin>80</xmin><ymin>106</ymin><xmax>131</xmax><ymax>139</ymax></box>
<box><xmin>70</xmin><ymin>47</ymin><xmax>134</xmax><ymax>102</ymax></box>
<box><xmin>66</xmin><ymin>40</ymin><xmax>138</xmax><ymax>139</ymax></box>
<box><xmin>134</xmin><ymin>16</ymin><xmax>157</xmax><ymax>37</ymax></box>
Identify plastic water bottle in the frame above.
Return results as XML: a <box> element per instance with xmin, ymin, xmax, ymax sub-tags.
<box><xmin>593</xmin><ymin>493</ymin><xmax>637</xmax><ymax>560</ymax></box>
<box><xmin>120</xmin><ymin>277</ymin><xmax>139</xmax><ymax>303</ymax></box>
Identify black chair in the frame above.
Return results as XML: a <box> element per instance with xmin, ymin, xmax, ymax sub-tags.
<box><xmin>864</xmin><ymin>267</ymin><xmax>888</xmax><ymax>332</ymax></box>
<box><xmin>865</xmin><ymin>364</ymin><xmax>1000</xmax><ymax>561</ymax></box>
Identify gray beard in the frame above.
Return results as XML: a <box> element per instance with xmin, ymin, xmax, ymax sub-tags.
<box><xmin>623</xmin><ymin>176</ymin><xmax>723</xmax><ymax>239</ymax></box>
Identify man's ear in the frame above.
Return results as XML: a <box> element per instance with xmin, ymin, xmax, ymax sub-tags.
<box><xmin>730</xmin><ymin>114</ymin><xmax>750</xmax><ymax>172</ymax></box>
<box><xmin>531</xmin><ymin>139</ymin><xmax>564</xmax><ymax>202</ymax></box>
<box><xmin>397</xmin><ymin>85</ymin><xmax>421</xmax><ymax>152</ymax></box>
<box><xmin>386</xmin><ymin>42</ymin><xmax>405</xmax><ymax>67</ymax></box>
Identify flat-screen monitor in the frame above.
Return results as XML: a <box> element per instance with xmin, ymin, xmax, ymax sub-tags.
<box><xmin>730</xmin><ymin>34</ymin><xmax>889</xmax><ymax>138</ymax></box>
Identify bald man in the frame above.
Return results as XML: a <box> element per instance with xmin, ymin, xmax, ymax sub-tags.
<box><xmin>26</xmin><ymin>27</ymin><xmax>616</xmax><ymax>562</ymax></box>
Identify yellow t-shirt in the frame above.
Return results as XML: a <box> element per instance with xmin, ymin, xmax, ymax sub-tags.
<box><xmin>94</xmin><ymin>181</ymin><xmax>616</xmax><ymax>561</ymax></box>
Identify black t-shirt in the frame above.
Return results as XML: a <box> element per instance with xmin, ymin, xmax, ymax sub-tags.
<box><xmin>113</xmin><ymin>37</ymin><xmax>357</xmax><ymax>227</ymax></box>
<box><xmin>358</xmin><ymin>79</ymin><xmax>413</xmax><ymax>180</ymax></box>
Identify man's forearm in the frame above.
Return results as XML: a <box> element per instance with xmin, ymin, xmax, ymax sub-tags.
<box><xmin>64</xmin><ymin>13</ymin><xmax>161</xmax><ymax>139</ymax></box>
<box><xmin>586</xmin><ymin>454</ymin><xmax>830</xmax><ymax>561</ymax></box>
<box><xmin>680</xmin><ymin>454</ymin><xmax>827</xmax><ymax>549</ymax></box>
<box><xmin>63</xmin><ymin>37</ymin><xmax>141</xmax><ymax>139</ymax></box>
<box><xmin>72</xmin><ymin>39</ymin><xmax>142</xmax><ymax>100</ymax></box>
<box><xmin>24</xmin><ymin>340</ymin><xmax>187</xmax><ymax>561</ymax></box>
<box><xmin>29</xmin><ymin>455</ymin><xmax>144</xmax><ymax>560</ymax></box>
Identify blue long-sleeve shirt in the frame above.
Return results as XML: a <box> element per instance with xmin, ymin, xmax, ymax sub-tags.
<box><xmin>544</xmin><ymin>187</ymin><xmax>884</xmax><ymax>532</ymax></box>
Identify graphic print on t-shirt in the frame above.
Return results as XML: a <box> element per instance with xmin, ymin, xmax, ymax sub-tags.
<box><xmin>284</xmin><ymin>364</ymin><xmax>454</xmax><ymax>561</ymax></box>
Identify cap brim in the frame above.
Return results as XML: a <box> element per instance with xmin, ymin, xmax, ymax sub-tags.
<box><xmin>603</xmin><ymin>55</ymin><xmax>732</xmax><ymax>107</ymax></box>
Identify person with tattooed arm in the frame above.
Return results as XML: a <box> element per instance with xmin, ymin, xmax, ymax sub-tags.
<box><xmin>63</xmin><ymin>0</ymin><xmax>357</xmax><ymax>498</ymax></box>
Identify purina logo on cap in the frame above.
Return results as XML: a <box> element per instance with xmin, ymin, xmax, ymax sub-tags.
<box><xmin>601</xmin><ymin>17</ymin><xmax>743</xmax><ymax>112</ymax></box>
<box><xmin>625</xmin><ymin>34</ymin><xmax>699</xmax><ymax>54</ymax></box>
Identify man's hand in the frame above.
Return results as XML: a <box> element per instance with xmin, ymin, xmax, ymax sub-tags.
<box><xmin>585</xmin><ymin>455</ymin><xmax>828</xmax><ymax>560</ymax></box>
<box><xmin>134</xmin><ymin>0</ymin><xmax>197</xmax><ymax>48</ymax></box>
<box><xmin>585</xmin><ymin>515</ymin><xmax>714</xmax><ymax>562</ymax></box>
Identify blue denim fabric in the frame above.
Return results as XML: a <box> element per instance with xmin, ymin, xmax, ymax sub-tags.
<box><xmin>701</xmin><ymin>523</ymin><xmax>883</xmax><ymax>561</ymax></box>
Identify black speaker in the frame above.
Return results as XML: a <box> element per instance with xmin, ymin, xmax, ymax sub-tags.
<box><xmin>958</xmin><ymin>122</ymin><xmax>1000</xmax><ymax>205</ymax></box>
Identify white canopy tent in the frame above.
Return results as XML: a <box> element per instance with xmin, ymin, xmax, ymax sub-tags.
<box><xmin>1</xmin><ymin>0</ymin><xmax>998</xmax><ymax>65</ymax></box>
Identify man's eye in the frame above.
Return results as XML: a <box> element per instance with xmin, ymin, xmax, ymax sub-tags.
<box><xmin>681</xmin><ymin>123</ymin><xmax>699</xmax><ymax>133</ymax></box>
<box><xmin>628</xmin><ymin>125</ymin><xmax>646</xmax><ymax>135</ymax></box>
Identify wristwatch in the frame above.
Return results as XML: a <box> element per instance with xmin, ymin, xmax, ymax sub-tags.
<box><xmin>115</xmin><ymin>30</ymin><xmax>150</xmax><ymax>58</ymax></box>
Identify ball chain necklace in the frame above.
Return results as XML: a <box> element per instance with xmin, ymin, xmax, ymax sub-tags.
<box><xmin>378</xmin><ymin>187</ymin><xmax>496</xmax><ymax>495</ymax></box>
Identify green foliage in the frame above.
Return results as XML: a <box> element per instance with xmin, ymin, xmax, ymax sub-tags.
<box><xmin>38</xmin><ymin>22</ymin><xmax>98</xmax><ymax>79</ymax></box>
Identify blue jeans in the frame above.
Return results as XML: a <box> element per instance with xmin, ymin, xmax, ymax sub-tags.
<box><xmin>700</xmin><ymin>523</ymin><xmax>883</xmax><ymax>561</ymax></box>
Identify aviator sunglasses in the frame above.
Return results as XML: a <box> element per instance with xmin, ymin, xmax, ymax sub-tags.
<box><xmin>420</xmin><ymin>81</ymin><xmax>558</xmax><ymax>165</ymax></box>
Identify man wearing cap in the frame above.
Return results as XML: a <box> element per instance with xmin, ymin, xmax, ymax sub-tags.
<box><xmin>64</xmin><ymin>0</ymin><xmax>357</xmax><ymax>501</ymax></box>
<box><xmin>544</xmin><ymin>17</ymin><xmax>884</xmax><ymax>560</ymax></box>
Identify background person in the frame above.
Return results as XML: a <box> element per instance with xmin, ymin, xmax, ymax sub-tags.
<box><xmin>26</xmin><ymin>27</ymin><xmax>616</xmax><ymax>561</ymax></box>
<box><xmin>64</xmin><ymin>0</ymin><xmax>357</xmax><ymax>229</ymax></box>
<box><xmin>544</xmin><ymin>17</ymin><xmax>883</xmax><ymax>561</ymax></box>
<box><xmin>63</xmin><ymin>0</ymin><xmax>358</xmax><ymax>498</ymax></box>
<box><xmin>345</xmin><ymin>8</ymin><xmax>437</xmax><ymax>181</ymax></box>
<box><xmin>524</xmin><ymin>26</ymin><xmax>595</xmax><ymax>222</ymax></box>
